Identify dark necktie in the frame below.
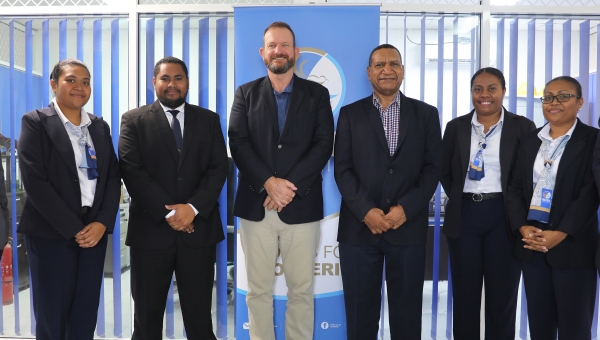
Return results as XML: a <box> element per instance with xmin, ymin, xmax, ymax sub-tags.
<box><xmin>168</xmin><ymin>110</ymin><xmax>182</xmax><ymax>152</ymax></box>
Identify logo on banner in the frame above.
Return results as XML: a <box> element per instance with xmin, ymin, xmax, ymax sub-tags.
<box><xmin>321</xmin><ymin>322</ymin><xmax>330</xmax><ymax>330</ymax></box>
<box><xmin>294</xmin><ymin>48</ymin><xmax>346</xmax><ymax>115</ymax></box>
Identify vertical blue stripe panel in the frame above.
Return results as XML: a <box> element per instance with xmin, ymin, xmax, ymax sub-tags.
<box><xmin>9</xmin><ymin>20</ymin><xmax>18</xmax><ymax>335</ymax></box>
<box><xmin>379</xmin><ymin>263</ymin><xmax>386</xmax><ymax>339</ymax></box>
<box><xmin>97</xmin><ymin>277</ymin><xmax>105</xmax><ymax>337</ymax></box>
<box><xmin>545</xmin><ymin>20</ymin><xmax>553</xmax><ymax>83</ymax></box>
<box><xmin>496</xmin><ymin>18</ymin><xmax>504</xmax><ymax>72</ymax></box>
<box><xmin>597</xmin><ymin>24</ymin><xmax>600</xmax><ymax>127</ymax></box>
<box><xmin>25</xmin><ymin>20</ymin><xmax>34</xmax><ymax>333</ymax></box>
<box><xmin>110</xmin><ymin>18</ymin><xmax>123</xmax><ymax>338</ymax></box>
<box><xmin>452</xmin><ymin>17</ymin><xmax>458</xmax><ymax>120</ymax></box>
<box><xmin>166</xmin><ymin>279</ymin><xmax>174</xmax><ymax>338</ymax></box>
<box><xmin>182</xmin><ymin>18</ymin><xmax>190</xmax><ymax>103</ymax></box>
<box><xmin>216</xmin><ymin>17</ymin><xmax>228</xmax><ymax>339</ymax></box>
<box><xmin>146</xmin><ymin>19</ymin><xmax>156</xmax><ymax>105</ymax></box>
<box><xmin>563</xmin><ymin>20</ymin><xmax>571</xmax><ymax>76</ymax></box>
<box><xmin>403</xmin><ymin>15</ymin><xmax>407</xmax><ymax>94</ymax></box>
<box><xmin>430</xmin><ymin>17</ymin><xmax>444</xmax><ymax>340</ymax></box>
<box><xmin>77</xmin><ymin>19</ymin><xmax>84</xmax><ymax>62</ymax></box>
<box><xmin>42</xmin><ymin>20</ymin><xmax>50</xmax><ymax>107</ymax></box>
<box><xmin>385</xmin><ymin>15</ymin><xmax>389</xmax><ymax>44</ymax></box>
<box><xmin>198</xmin><ymin>18</ymin><xmax>209</xmax><ymax>109</ymax></box>
<box><xmin>471</xmin><ymin>27</ymin><xmax>476</xmax><ymax>111</ymax></box>
<box><xmin>593</xmin><ymin>277</ymin><xmax>599</xmax><ymax>340</ymax></box>
<box><xmin>519</xmin><ymin>281</ymin><xmax>528</xmax><ymax>339</ymax></box>
<box><xmin>59</xmin><ymin>19</ymin><xmax>67</xmax><ymax>60</ymax></box>
<box><xmin>93</xmin><ymin>19</ymin><xmax>103</xmax><ymax>118</ymax></box>
<box><xmin>579</xmin><ymin>20</ymin><xmax>590</xmax><ymax>125</ymax></box>
<box><xmin>526</xmin><ymin>19</ymin><xmax>535</xmax><ymax>121</ymax></box>
<box><xmin>509</xmin><ymin>19</ymin><xmax>518</xmax><ymax>114</ymax></box>
<box><xmin>164</xmin><ymin>17</ymin><xmax>173</xmax><ymax>57</ymax></box>
<box><xmin>446</xmin><ymin>257</ymin><xmax>453</xmax><ymax>339</ymax></box>
<box><xmin>420</xmin><ymin>16</ymin><xmax>426</xmax><ymax>102</ymax></box>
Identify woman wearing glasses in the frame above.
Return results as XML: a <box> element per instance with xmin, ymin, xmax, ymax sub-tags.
<box><xmin>506</xmin><ymin>76</ymin><xmax>598</xmax><ymax>339</ymax></box>
<box><xmin>18</xmin><ymin>59</ymin><xmax>121</xmax><ymax>339</ymax></box>
<box><xmin>441</xmin><ymin>67</ymin><xmax>535</xmax><ymax>339</ymax></box>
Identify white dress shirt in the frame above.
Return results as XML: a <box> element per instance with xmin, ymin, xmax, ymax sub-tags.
<box><xmin>532</xmin><ymin>120</ymin><xmax>577</xmax><ymax>185</ymax></box>
<box><xmin>53</xmin><ymin>98</ymin><xmax>96</xmax><ymax>207</ymax></box>
<box><xmin>158</xmin><ymin>102</ymin><xmax>198</xmax><ymax>217</ymax></box>
<box><xmin>463</xmin><ymin>109</ymin><xmax>504</xmax><ymax>193</ymax></box>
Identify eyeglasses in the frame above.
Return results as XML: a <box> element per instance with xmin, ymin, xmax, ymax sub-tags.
<box><xmin>539</xmin><ymin>94</ymin><xmax>580</xmax><ymax>104</ymax></box>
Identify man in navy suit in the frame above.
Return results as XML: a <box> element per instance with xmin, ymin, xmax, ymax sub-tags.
<box><xmin>334</xmin><ymin>44</ymin><xmax>442</xmax><ymax>339</ymax></box>
<box><xmin>228</xmin><ymin>22</ymin><xmax>334</xmax><ymax>340</ymax></box>
<box><xmin>119</xmin><ymin>57</ymin><xmax>228</xmax><ymax>340</ymax></box>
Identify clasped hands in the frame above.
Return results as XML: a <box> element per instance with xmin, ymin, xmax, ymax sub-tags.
<box><xmin>364</xmin><ymin>206</ymin><xmax>407</xmax><ymax>235</ymax></box>
<box><xmin>166</xmin><ymin>204</ymin><xmax>195</xmax><ymax>233</ymax></box>
<box><xmin>519</xmin><ymin>225</ymin><xmax>567</xmax><ymax>253</ymax></box>
<box><xmin>263</xmin><ymin>176</ymin><xmax>297</xmax><ymax>212</ymax></box>
<box><xmin>76</xmin><ymin>222</ymin><xmax>107</xmax><ymax>248</ymax></box>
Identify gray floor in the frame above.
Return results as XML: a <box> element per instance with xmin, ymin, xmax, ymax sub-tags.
<box><xmin>0</xmin><ymin>268</ymin><xmax>537</xmax><ymax>339</ymax></box>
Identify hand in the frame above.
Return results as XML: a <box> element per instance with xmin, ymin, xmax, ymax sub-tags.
<box><xmin>520</xmin><ymin>225</ymin><xmax>567</xmax><ymax>252</ymax></box>
<box><xmin>75</xmin><ymin>222</ymin><xmax>107</xmax><ymax>248</ymax></box>
<box><xmin>263</xmin><ymin>196</ymin><xmax>282</xmax><ymax>212</ymax></box>
<box><xmin>364</xmin><ymin>208</ymin><xmax>392</xmax><ymax>234</ymax></box>
<box><xmin>181</xmin><ymin>223</ymin><xmax>194</xmax><ymax>234</ymax></box>
<box><xmin>165</xmin><ymin>204</ymin><xmax>196</xmax><ymax>231</ymax></box>
<box><xmin>385</xmin><ymin>205</ymin><xmax>407</xmax><ymax>230</ymax></box>
<box><xmin>264</xmin><ymin>177</ymin><xmax>297</xmax><ymax>208</ymax></box>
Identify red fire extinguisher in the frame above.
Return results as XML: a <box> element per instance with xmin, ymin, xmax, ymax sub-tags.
<box><xmin>2</xmin><ymin>243</ymin><xmax>13</xmax><ymax>305</ymax></box>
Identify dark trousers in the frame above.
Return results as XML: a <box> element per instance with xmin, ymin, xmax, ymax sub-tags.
<box><xmin>339</xmin><ymin>238</ymin><xmax>426</xmax><ymax>340</ymax></box>
<box><xmin>130</xmin><ymin>233</ymin><xmax>217</xmax><ymax>340</ymax></box>
<box><xmin>25</xmin><ymin>233</ymin><xmax>108</xmax><ymax>340</ymax></box>
<box><xmin>447</xmin><ymin>196</ymin><xmax>521</xmax><ymax>340</ymax></box>
<box><xmin>522</xmin><ymin>250</ymin><xmax>596</xmax><ymax>340</ymax></box>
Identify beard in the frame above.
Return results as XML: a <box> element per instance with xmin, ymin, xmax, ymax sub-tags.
<box><xmin>264</xmin><ymin>53</ymin><xmax>295</xmax><ymax>74</ymax></box>
<box><xmin>157</xmin><ymin>88</ymin><xmax>187</xmax><ymax>109</ymax></box>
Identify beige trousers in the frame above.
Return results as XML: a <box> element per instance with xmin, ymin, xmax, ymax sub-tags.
<box><xmin>240</xmin><ymin>208</ymin><xmax>320</xmax><ymax>340</ymax></box>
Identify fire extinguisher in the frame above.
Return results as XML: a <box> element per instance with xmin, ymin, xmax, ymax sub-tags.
<box><xmin>2</xmin><ymin>242</ymin><xmax>13</xmax><ymax>305</ymax></box>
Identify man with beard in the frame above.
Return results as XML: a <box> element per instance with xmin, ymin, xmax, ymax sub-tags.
<box><xmin>229</xmin><ymin>22</ymin><xmax>334</xmax><ymax>340</ymax></box>
<box><xmin>119</xmin><ymin>57</ymin><xmax>228</xmax><ymax>340</ymax></box>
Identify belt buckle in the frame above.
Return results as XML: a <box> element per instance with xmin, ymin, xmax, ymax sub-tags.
<box><xmin>472</xmin><ymin>193</ymin><xmax>483</xmax><ymax>202</ymax></box>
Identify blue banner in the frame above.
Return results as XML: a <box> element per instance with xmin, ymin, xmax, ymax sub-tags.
<box><xmin>233</xmin><ymin>6</ymin><xmax>379</xmax><ymax>340</ymax></box>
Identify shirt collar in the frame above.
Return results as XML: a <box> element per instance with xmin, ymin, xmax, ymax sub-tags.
<box><xmin>159</xmin><ymin>101</ymin><xmax>185</xmax><ymax>115</ymax></box>
<box><xmin>273</xmin><ymin>76</ymin><xmax>294</xmax><ymax>95</ymax></box>
<box><xmin>372</xmin><ymin>91</ymin><xmax>401</xmax><ymax>109</ymax></box>
<box><xmin>471</xmin><ymin>107</ymin><xmax>505</xmax><ymax>130</ymax></box>
<box><xmin>53</xmin><ymin>98</ymin><xmax>91</xmax><ymax>128</ymax></box>
<box><xmin>538</xmin><ymin>119</ymin><xmax>578</xmax><ymax>142</ymax></box>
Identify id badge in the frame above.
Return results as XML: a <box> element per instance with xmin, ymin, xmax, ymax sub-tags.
<box><xmin>468</xmin><ymin>150</ymin><xmax>484</xmax><ymax>180</ymax></box>
<box><xmin>527</xmin><ymin>188</ymin><xmax>552</xmax><ymax>223</ymax></box>
<box><xmin>88</xmin><ymin>147</ymin><xmax>97</xmax><ymax>160</ymax></box>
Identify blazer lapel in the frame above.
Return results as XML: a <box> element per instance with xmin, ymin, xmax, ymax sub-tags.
<box><xmin>499</xmin><ymin>109</ymin><xmax>518</xmax><ymax>192</ymax></box>
<box><xmin>524</xmin><ymin>132</ymin><xmax>542</xmax><ymax>200</ymax></box>
<box><xmin>555</xmin><ymin>120</ymin><xmax>585</xmax><ymax>187</ymax></box>
<box><xmin>281</xmin><ymin>76</ymin><xmax>304</xmax><ymax>139</ymax></box>
<box><xmin>38</xmin><ymin>103</ymin><xmax>77</xmax><ymax>177</ymax></box>
<box><xmin>150</xmin><ymin>101</ymin><xmax>180</xmax><ymax>163</ymax></box>
<box><xmin>178</xmin><ymin>103</ymin><xmax>198</xmax><ymax>169</ymax></box>
<box><xmin>260</xmin><ymin>77</ymin><xmax>280</xmax><ymax>136</ymax></box>
<box><xmin>393</xmin><ymin>93</ymin><xmax>410</xmax><ymax>157</ymax></box>
<box><xmin>366</xmin><ymin>98</ymin><xmax>390</xmax><ymax>156</ymax></box>
<box><xmin>87</xmin><ymin>114</ymin><xmax>105</xmax><ymax>175</ymax></box>
<box><xmin>458</xmin><ymin>111</ymin><xmax>474</xmax><ymax>178</ymax></box>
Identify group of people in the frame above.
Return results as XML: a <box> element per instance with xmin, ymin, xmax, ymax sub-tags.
<box><xmin>7</xmin><ymin>19</ymin><xmax>600</xmax><ymax>340</ymax></box>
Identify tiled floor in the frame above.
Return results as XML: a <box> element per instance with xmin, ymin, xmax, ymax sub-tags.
<box><xmin>0</xmin><ymin>269</ymin><xmax>536</xmax><ymax>339</ymax></box>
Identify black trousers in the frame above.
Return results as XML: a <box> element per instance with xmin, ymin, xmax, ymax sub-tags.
<box><xmin>339</xmin><ymin>238</ymin><xmax>426</xmax><ymax>340</ymax></box>
<box><xmin>447</xmin><ymin>196</ymin><xmax>521</xmax><ymax>340</ymax></box>
<box><xmin>26</xmin><ymin>233</ymin><xmax>107</xmax><ymax>340</ymax></box>
<box><xmin>130</xmin><ymin>233</ymin><xmax>217</xmax><ymax>340</ymax></box>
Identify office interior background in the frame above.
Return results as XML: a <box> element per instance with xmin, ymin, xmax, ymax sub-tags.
<box><xmin>2</xmin><ymin>0</ymin><xmax>600</xmax><ymax>338</ymax></box>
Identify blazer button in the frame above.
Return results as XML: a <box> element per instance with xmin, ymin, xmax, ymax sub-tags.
<box><xmin>389</xmin><ymin>169</ymin><xmax>393</xmax><ymax>174</ymax></box>
<box><xmin>386</xmin><ymin>198</ymin><xmax>390</xmax><ymax>203</ymax></box>
<box><xmin>178</xmin><ymin>176</ymin><xmax>183</xmax><ymax>180</ymax></box>
<box><xmin>74</xmin><ymin>179</ymin><xmax>79</xmax><ymax>182</ymax></box>
<box><xmin>278</xmin><ymin>144</ymin><xmax>282</xmax><ymax>149</ymax></box>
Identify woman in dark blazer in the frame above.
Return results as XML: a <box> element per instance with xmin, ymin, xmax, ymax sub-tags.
<box><xmin>18</xmin><ymin>59</ymin><xmax>121</xmax><ymax>340</ymax></box>
<box><xmin>506</xmin><ymin>76</ymin><xmax>598</xmax><ymax>340</ymax></box>
<box><xmin>441</xmin><ymin>67</ymin><xmax>535</xmax><ymax>340</ymax></box>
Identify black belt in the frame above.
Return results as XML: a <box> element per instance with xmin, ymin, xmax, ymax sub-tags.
<box><xmin>462</xmin><ymin>192</ymin><xmax>502</xmax><ymax>202</ymax></box>
<box><xmin>81</xmin><ymin>206</ymin><xmax>91</xmax><ymax>214</ymax></box>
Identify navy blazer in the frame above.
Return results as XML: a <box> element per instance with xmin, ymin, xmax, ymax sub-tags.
<box><xmin>119</xmin><ymin>101</ymin><xmax>228</xmax><ymax>249</ymax></box>
<box><xmin>18</xmin><ymin>103</ymin><xmax>121</xmax><ymax>239</ymax></box>
<box><xmin>506</xmin><ymin>119</ymin><xmax>599</xmax><ymax>268</ymax></box>
<box><xmin>334</xmin><ymin>93</ymin><xmax>442</xmax><ymax>246</ymax></box>
<box><xmin>441</xmin><ymin>109</ymin><xmax>536</xmax><ymax>238</ymax></box>
<box><xmin>229</xmin><ymin>75</ymin><xmax>334</xmax><ymax>224</ymax></box>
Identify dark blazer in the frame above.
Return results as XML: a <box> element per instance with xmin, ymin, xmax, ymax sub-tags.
<box><xmin>440</xmin><ymin>109</ymin><xmax>536</xmax><ymax>238</ymax></box>
<box><xmin>334</xmin><ymin>93</ymin><xmax>442</xmax><ymax>246</ymax></box>
<box><xmin>18</xmin><ymin>102</ymin><xmax>121</xmax><ymax>239</ymax></box>
<box><xmin>0</xmin><ymin>159</ymin><xmax>9</xmax><ymax>246</ymax></box>
<box><xmin>119</xmin><ymin>101</ymin><xmax>228</xmax><ymax>249</ymax></box>
<box><xmin>506</xmin><ymin>119</ymin><xmax>599</xmax><ymax>268</ymax></box>
<box><xmin>228</xmin><ymin>75</ymin><xmax>334</xmax><ymax>224</ymax></box>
